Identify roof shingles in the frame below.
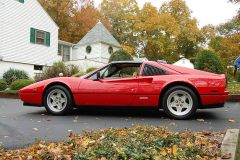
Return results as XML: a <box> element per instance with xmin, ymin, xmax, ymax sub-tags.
<box><xmin>77</xmin><ymin>22</ymin><xmax>121</xmax><ymax>47</ymax></box>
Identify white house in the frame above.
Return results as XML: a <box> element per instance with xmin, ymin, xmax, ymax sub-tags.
<box><xmin>65</xmin><ymin>21</ymin><xmax>122</xmax><ymax>72</ymax></box>
<box><xmin>0</xmin><ymin>1</ymin><xmax>122</xmax><ymax>79</ymax></box>
<box><xmin>172</xmin><ymin>58</ymin><xmax>194</xmax><ymax>69</ymax></box>
<box><xmin>0</xmin><ymin>0</ymin><xmax>59</xmax><ymax>79</ymax></box>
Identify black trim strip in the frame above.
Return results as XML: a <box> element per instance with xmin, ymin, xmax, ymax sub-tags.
<box><xmin>200</xmin><ymin>94</ymin><xmax>229</xmax><ymax>96</ymax></box>
<box><xmin>73</xmin><ymin>93</ymin><xmax>159</xmax><ymax>96</ymax></box>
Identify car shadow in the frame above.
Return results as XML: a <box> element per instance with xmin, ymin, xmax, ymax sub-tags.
<box><xmin>27</xmin><ymin>107</ymin><xmax>221</xmax><ymax>121</ymax></box>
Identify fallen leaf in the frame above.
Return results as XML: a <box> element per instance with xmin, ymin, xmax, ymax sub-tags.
<box><xmin>173</xmin><ymin>145</ymin><xmax>177</xmax><ymax>156</ymax></box>
<box><xmin>73</xmin><ymin>120</ymin><xmax>77</xmax><ymax>122</ymax></box>
<box><xmin>38</xmin><ymin>121</ymin><xmax>41</xmax><ymax>123</ymax></box>
<box><xmin>14</xmin><ymin>117</ymin><xmax>17</xmax><ymax>120</ymax></box>
<box><xmin>46</xmin><ymin>119</ymin><xmax>51</xmax><ymax>121</ymax></box>
<box><xmin>31</xmin><ymin>128</ymin><xmax>38</xmax><ymax>131</ymax></box>
<box><xmin>197</xmin><ymin>119</ymin><xmax>204</xmax><ymax>122</ymax></box>
<box><xmin>221</xmin><ymin>153</ymin><xmax>232</xmax><ymax>159</ymax></box>
<box><xmin>41</xmin><ymin>114</ymin><xmax>44</xmax><ymax>115</ymax></box>
<box><xmin>68</xmin><ymin>130</ymin><xmax>73</xmax><ymax>132</ymax></box>
<box><xmin>96</xmin><ymin>118</ymin><xmax>99</xmax><ymax>120</ymax></box>
<box><xmin>3</xmin><ymin>116</ymin><xmax>5</xmax><ymax>118</ymax></box>
<box><xmin>169</xmin><ymin>123</ymin><xmax>177</xmax><ymax>126</ymax></box>
<box><xmin>4</xmin><ymin>136</ymin><xmax>8</xmax><ymax>138</ymax></box>
<box><xmin>229</xmin><ymin>119</ymin><xmax>236</xmax><ymax>123</ymax></box>
<box><xmin>84</xmin><ymin>123</ymin><xmax>87</xmax><ymax>124</ymax></box>
<box><xmin>162</xmin><ymin>132</ymin><xmax>168</xmax><ymax>139</ymax></box>
<box><xmin>160</xmin><ymin>149</ymin><xmax>167</xmax><ymax>156</ymax></box>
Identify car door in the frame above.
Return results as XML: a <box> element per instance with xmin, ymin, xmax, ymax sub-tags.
<box><xmin>78</xmin><ymin>65</ymin><xmax>139</xmax><ymax>106</ymax></box>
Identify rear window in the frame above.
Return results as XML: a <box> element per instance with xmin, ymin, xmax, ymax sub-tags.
<box><xmin>142</xmin><ymin>64</ymin><xmax>168</xmax><ymax>76</ymax></box>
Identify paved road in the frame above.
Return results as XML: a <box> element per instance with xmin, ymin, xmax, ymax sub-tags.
<box><xmin>0</xmin><ymin>98</ymin><xmax>239</xmax><ymax>150</ymax></box>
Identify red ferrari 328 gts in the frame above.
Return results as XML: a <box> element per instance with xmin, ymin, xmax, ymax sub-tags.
<box><xmin>19</xmin><ymin>61</ymin><xmax>229</xmax><ymax>119</ymax></box>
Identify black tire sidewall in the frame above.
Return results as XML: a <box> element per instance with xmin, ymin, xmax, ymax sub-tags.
<box><xmin>162</xmin><ymin>86</ymin><xmax>198</xmax><ymax>120</ymax></box>
<box><xmin>44</xmin><ymin>85</ymin><xmax>73</xmax><ymax>115</ymax></box>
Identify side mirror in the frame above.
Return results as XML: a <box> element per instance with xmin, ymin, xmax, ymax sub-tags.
<box><xmin>97</xmin><ymin>71</ymin><xmax>101</xmax><ymax>79</ymax></box>
<box><xmin>93</xmin><ymin>71</ymin><xmax>101</xmax><ymax>81</ymax></box>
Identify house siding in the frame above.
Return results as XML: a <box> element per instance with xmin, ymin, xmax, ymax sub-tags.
<box><xmin>0</xmin><ymin>61</ymin><xmax>43</xmax><ymax>79</ymax></box>
<box><xmin>101</xmin><ymin>43</ymin><xmax>121</xmax><ymax>63</ymax></box>
<box><xmin>77</xmin><ymin>43</ymin><xmax>102</xmax><ymax>60</ymax></box>
<box><xmin>0</xmin><ymin>0</ymin><xmax>58</xmax><ymax>66</ymax></box>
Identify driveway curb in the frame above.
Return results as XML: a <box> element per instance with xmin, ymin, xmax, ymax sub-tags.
<box><xmin>221</xmin><ymin>129</ymin><xmax>239</xmax><ymax>160</ymax></box>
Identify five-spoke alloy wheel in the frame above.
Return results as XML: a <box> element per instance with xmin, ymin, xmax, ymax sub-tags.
<box><xmin>44</xmin><ymin>85</ymin><xmax>73</xmax><ymax>115</ymax></box>
<box><xmin>162</xmin><ymin>86</ymin><xmax>198</xmax><ymax>119</ymax></box>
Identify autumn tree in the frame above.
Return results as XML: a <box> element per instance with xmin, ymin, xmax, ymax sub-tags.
<box><xmin>101</xmin><ymin>0</ymin><xmax>139</xmax><ymax>54</ymax></box>
<box><xmin>159</xmin><ymin>0</ymin><xmax>204</xmax><ymax>59</ymax></box>
<box><xmin>38</xmin><ymin>0</ymin><xmax>106</xmax><ymax>44</ymax></box>
<box><xmin>216</xmin><ymin>16</ymin><xmax>240</xmax><ymax>37</ymax></box>
<box><xmin>136</xmin><ymin>3</ymin><xmax>179</xmax><ymax>63</ymax></box>
<box><xmin>200</xmin><ymin>24</ymin><xmax>216</xmax><ymax>47</ymax></box>
<box><xmin>216</xmin><ymin>34</ymin><xmax>240</xmax><ymax>75</ymax></box>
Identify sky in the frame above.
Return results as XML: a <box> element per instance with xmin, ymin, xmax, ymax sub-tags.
<box><xmin>94</xmin><ymin>0</ymin><xmax>239</xmax><ymax>28</ymax></box>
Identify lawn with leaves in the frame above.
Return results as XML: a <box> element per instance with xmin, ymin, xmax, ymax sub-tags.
<box><xmin>0</xmin><ymin>125</ymin><xmax>227</xmax><ymax>160</ymax></box>
<box><xmin>227</xmin><ymin>82</ymin><xmax>240</xmax><ymax>94</ymax></box>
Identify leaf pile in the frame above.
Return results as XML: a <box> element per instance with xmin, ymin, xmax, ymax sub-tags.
<box><xmin>0</xmin><ymin>125</ymin><xmax>226</xmax><ymax>160</ymax></box>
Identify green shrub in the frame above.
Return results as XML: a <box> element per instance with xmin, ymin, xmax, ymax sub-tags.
<box><xmin>3</xmin><ymin>68</ymin><xmax>29</xmax><ymax>85</ymax></box>
<box><xmin>108</xmin><ymin>49</ymin><xmax>134</xmax><ymax>75</ymax></box>
<box><xmin>71</xmin><ymin>72</ymin><xmax>86</xmax><ymax>77</ymax></box>
<box><xmin>10</xmin><ymin>79</ymin><xmax>35</xmax><ymax>90</ymax></box>
<box><xmin>108</xmin><ymin>49</ymin><xmax>133</xmax><ymax>63</ymax></box>
<box><xmin>86</xmin><ymin>67</ymin><xmax>97</xmax><ymax>73</ymax></box>
<box><xmin>194</xmin><ymin>50</ymin><xmax>225</xmax><ymax>74</ymax></box>
<box><xmin>34</xmin><ymin>61</ymin><xmax>79</xmax><ymax>82</ymax></box>
<box><xmin>0</xmin><ymin>79</ymin><xmax>7</xmax><ymax>91</ymax></box>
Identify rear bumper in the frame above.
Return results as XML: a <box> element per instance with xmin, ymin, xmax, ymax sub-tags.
<box><xmin>201</xmin><ymin>102</ymin><xmax>225</xmax><ymax>109</ymax></box>
<box><xmin>200</xmin><ymin>93</ymin><xmax>229</xmax><ymax>106</ymax></box>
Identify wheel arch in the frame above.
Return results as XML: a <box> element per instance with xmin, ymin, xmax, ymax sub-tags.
<box><xmin>159</xmin><ymin>82</ymin><xmax>202</xmax><ymax>108</ymax></box>
<box><xmin>42</xmin><ymin>82</ymin><xmax>75</xmax><ymax>106</ymax></box>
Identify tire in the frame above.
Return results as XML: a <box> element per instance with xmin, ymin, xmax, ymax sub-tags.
<box><xmin>44</xmin><ymin>85</ymin><xmax>73</xmax><ymax>115</ymax></box>
<box><xmin>162</xmin><ymin>86</ymin><xmax>198</xmax><ymax>120</ymax></box>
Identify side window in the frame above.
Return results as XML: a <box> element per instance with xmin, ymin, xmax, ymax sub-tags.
<box><xmin>87</xmin><ymin>66</ymin><xmax>109</xmax><ymax>80</ymax></box>
<box><xmin>142</xmin><ymin>64</ymin><xmax>168</xmax><ymax>76</ymax></box>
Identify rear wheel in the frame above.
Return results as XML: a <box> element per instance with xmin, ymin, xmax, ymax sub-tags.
<box><xmin>162</xmin><ymin>86</ymin><xmax>198</xmax><ymax>119</ymax></box>
<box><xmin>44</xmin><ymin>85</ymin><xmax>73</xmax><ymax>115</ymax></box>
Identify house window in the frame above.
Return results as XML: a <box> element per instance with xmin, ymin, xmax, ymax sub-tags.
<box><xmin>86</xmin><ymin>45</ymin><xmax>91</xmax><ymax>54</ymax></box>
<box><xmin>34</xmin><ymin>65</ymin><xmax>43</xmax><ymax>71</ymax></box>
<box><xmin>58</xmin><ymin>45</ymin><xmax>62</xmax><ymax>55</ymax></box>
<box><xmin>63</xmin><ymin>46</ymin><xmax>70</xmax><ymax>61</ymax></box>
<box><xmin>36</xmin><ymin>31</ymin><xmax>45</xmax><ymax>44</ymax></box>
<box><xmin>30</xmin><ymin>28</ymin><xmax>50</xmax><ymax>47</ymax></box>
<box><xmin>108</xmin><ymin>46</ymin><xmax>113</xmax><ymax>54</ymax></box>
<box><xmin>16</xmin><ymin>0</ymin><xmax>24</xmax><ymax>3</ymax></box>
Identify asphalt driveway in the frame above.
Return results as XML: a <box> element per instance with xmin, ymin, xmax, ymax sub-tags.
<box><xmin>0</xmin><ymin>98</ymin><xmax>239</xmax><ymax>150</ymax></box>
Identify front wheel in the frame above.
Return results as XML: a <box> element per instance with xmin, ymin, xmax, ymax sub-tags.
<box><xmin>162</xmin><ymin>86</ymin><xmax>198</xmax><ymax>119</ymax></box>
<box><xmin>44</xmin><ymin>85</ymin><xmax>73</xmax><ymax>115</ymax></box>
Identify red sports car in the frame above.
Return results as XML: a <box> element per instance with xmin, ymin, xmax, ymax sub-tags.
<box><xmin>19</xmin><ymin>61</ymin><xmax>229</xmax><ymax>119</ymax></box>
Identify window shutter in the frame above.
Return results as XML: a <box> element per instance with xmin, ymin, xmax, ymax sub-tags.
<box><xmin>46</xmin><ymin>32</ymin><xmax>50</xmax><ymax>47</ymax></box>
<box><xmin>19</xmin><ymin>0</ymin><xmax>24</xmax><ymax>3</ymax></box>
<box><xmin>30</xmin><ymin>28</ymin><xmax>35</xmax><ymax>44</ymax></box>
